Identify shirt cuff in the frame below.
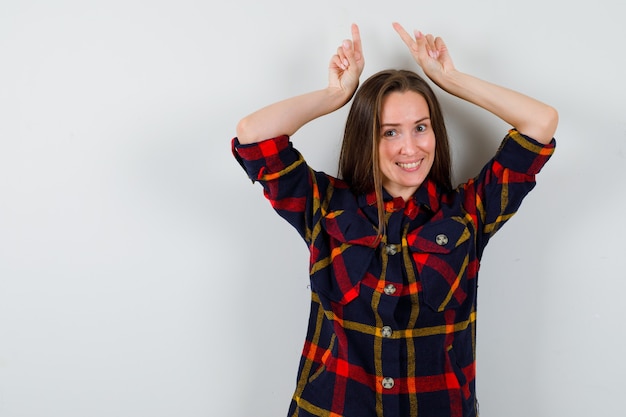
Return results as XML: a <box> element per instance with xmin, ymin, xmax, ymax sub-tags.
<box><xmin>494</xmin><ymin>129</ymin><xmax>556</xmax><ymax>175</ymax></box>
<box><xmin>231</xmin><ymin>135</ymin><xmax>296</xmax><ymax>182</ymax></box>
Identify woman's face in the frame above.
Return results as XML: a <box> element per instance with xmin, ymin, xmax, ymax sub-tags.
<box><xmin>378</xmin><ymin>90</ymin><xmax>436</xmax><ymax>201</ymax></box>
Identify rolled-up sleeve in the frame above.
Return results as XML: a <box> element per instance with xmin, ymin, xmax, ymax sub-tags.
<box><xmin>231</xmin><ymin>135</ymin><xmax>302</xmax><ymax>182</ymax></box>
<box><xmin>460</xmin><ymin>129</ymin><xmax>556</xmax><ymax>254</ymax></box>
<box><xmin>231</xmin><ymin>135</ymin><xmax>314</xmax><ymax>242</ymax></box>
<box><xmin>493</xmin><ymin>129</ymin><xmax>556</xmax><ymax>175</ymax></box>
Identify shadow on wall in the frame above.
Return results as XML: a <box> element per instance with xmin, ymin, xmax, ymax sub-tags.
<box><xmin>436</xmin><ymin>93</ymin><xmax>507</xmax><ymax>187</ymax></box>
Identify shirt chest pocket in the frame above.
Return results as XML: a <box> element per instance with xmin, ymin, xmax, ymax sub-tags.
<box><xmin>310</xmin><ymin>210</ymin><xmax>379</xmax><ymax>305</ymax></box>
<box><xmin>408</xmin><ymin>217</ymin><xmax>475</xmax><ymax>312</ymax></box>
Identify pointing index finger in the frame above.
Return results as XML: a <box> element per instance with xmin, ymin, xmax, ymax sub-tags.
<box><xmin>351</xmin><ymin>23</ymin><xmax>362</xmax><ymax>55</ymax></box>
<box><xmin>392</xmin><ymin>22</ymin><xmax>417</xmax><ymax>51</ymax></box>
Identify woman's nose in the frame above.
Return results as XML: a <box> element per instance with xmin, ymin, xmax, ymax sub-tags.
<box><xmin>400</xmin><ymin>135</ymin><xmax>419</xmax><ymax>154</ymax></box>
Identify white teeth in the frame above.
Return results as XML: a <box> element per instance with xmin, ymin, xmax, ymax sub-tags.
<box><xmin>397</xmin><ymin>160</ymin><xmax>421</xmax><ymax>169</ymax></box>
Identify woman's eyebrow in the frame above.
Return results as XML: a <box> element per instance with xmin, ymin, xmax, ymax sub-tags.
<box><xmin>381</xmin><ymin>117</ymin><xmax>430</xmax><ymax>127</ymax></box>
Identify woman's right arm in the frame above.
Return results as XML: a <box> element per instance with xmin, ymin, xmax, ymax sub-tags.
<box><xmin>392</xmin><ymin>22</ymin><xmax>558</xmax><ymax>144</ymax></box>
<box><xmin>236</xmin><ymin>24</ymin><xmax>365</xmax><ymax>145</ymax></box>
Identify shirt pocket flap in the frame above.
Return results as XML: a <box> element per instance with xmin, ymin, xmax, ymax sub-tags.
<box><xmin>321</xmin><ymin>210</ymin><xmax>380</xmax><ymax>247</ymax></box>
<box><xmin>407</xmin><ymin>217</ymin><xmax>470</xmax><ymax>254</ymax></box>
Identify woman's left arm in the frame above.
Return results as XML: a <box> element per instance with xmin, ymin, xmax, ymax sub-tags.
<box><xmin>393</xmin><ymin>22</ymin><xmax>558</xmax><ymax>144</ymax></box>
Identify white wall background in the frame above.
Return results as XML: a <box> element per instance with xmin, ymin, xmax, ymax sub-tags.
<box><xmin>1</xmin><ymin>0</ymin><xmax>624</xmax><ymax>416</ymax></box>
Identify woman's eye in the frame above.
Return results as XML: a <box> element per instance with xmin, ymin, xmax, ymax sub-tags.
<box><xmin>383</xmin><ymin>130</ymin><xmax>398</xmax><ymax>138</ymax></box>
<box><xmin>416</xmin><ymin>124</ymin><xmax>427</xmax><ymax>132</ymax></box>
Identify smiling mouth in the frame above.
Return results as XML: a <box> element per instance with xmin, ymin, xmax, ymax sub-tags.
<box><xmin>396</xmin><ymin>160</ymin><xmax>422</xmax><ymax>170</ymax></box>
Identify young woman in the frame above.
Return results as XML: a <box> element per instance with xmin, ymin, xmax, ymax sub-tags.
<box><xmin>232</xmin><ymin>23</ymin><xmax>557</xmax><ymax>417</ymax></box>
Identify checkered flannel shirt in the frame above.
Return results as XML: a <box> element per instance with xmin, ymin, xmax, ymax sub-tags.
<box><xmin>232</xmin><ymin>129</ymin><xmax>556</xmax><ymax>417</ymax></box>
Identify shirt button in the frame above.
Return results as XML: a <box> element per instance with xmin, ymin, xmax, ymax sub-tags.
<box><xmin>384</xmin><ymin>244</ymin><xmax>399</xmax><ymax>255</ymax></box>
<box><xmin>435</xmin><ymin>233</ymin><xmax>449</xmax><ymax>246</ymax></box>
<box><xmin>383</xmin><ymin>284</ymin><xmax>397</xmax><ymax>295</ymax></box>
<box><xmin>382</xmin><ymin>377</ymin><xmax>395</xmax><ymax>389</ymax></box>
<box><xmin>381</xmin><ymin>326</ymin><xmax>393</xmax><ymax>338</ymax></box>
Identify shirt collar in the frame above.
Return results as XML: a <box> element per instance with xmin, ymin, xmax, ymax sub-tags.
<box><xmin>358</xmin><ymin>178</ymin><xmax>442</xmax><ymax>214</ymax></box>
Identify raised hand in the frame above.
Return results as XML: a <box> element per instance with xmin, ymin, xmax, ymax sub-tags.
<box><xmin>329</xmin><ymin>23</ymin><xmax>365</xmax><ymax>99</ymax></box>
<box><xmin>392</xmin><ymin>22</ymin><xmax>455</xmax><ymax>85</ymax></box>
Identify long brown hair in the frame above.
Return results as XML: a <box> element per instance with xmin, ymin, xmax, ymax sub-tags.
<box><xmin>338</xmin><ymin>69</ymin><xmax>452</xmax><ymax>235</ymax></box>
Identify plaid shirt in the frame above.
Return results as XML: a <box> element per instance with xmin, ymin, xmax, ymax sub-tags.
<box><xmin>232</xmin><ymin>130</ymin><xmax>555</xmax><ymax>417</ymax></box>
